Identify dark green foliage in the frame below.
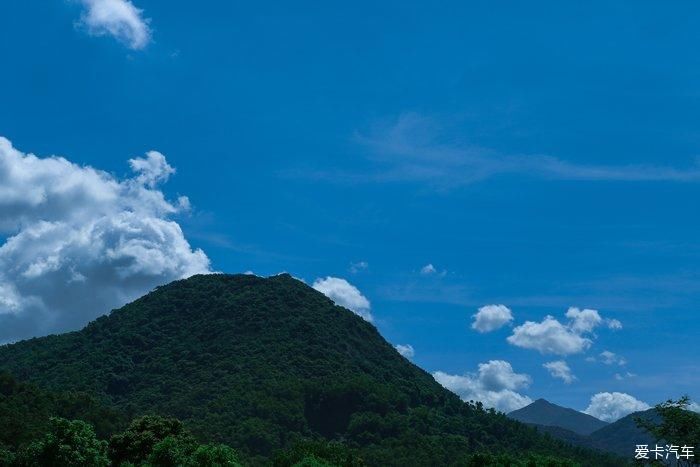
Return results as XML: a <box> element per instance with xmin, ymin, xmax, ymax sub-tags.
<box><xmin>0</xmin><ymin>372</ymin><xmax>125</xmax><ymax>451</ymax></box>
<box><xmin>273</xmin><ymin>440</ymin><xmax>364</xmax><ymax>467</ymax></box>
<box><xmin>0</xmin><ymin>274</ymin><xmax>624</xmax><ymax>466</ymax></box>
<box><xmin>526</xmin><ymin>424</ymin><xmax>593</xmax><ymax>450</ymax></box>
<box><xmin>13</xmin><ymin>417</ymin><xmax>109</xmax><ymax>466</ymax></box>
<box><xmin>148</xmin><ymin>435</ymin><xmax>193</xmax><ymax>466</ymax></box>
<box><xmin>189</xmin><ymin>443</ymin><xmax>243</xmax><ymax>466</ymax></box>
<box><xmin>108</xmin><ymin>415</ymin><xmax>196</xmax><ymax>466</ymax></box>
<box><xmin>291</xmin><ymin>456</ymin><xmax>334</xmax><ymax>467</ymax></box>
<box><xmin>0</xmin><ymin>448</ymin><xmax>14</xmax><ymax>466</ymax></box>
<box><xmin>463</xmin><ymin>452</ymin><xmax>579</xmax><ymax>466</ymax></box>
<box><xmin>109</xmin><ymin>415</ymin><xmax>243</xmax><ymax>466</ymax></box>
<box><xmin>0</xmin><ymin>414</ymin><xmax>243</xmax><ymax>467</ymax></box>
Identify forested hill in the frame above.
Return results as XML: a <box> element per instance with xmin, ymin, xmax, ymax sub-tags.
<box><xmin>0</xmin><ymin>274</ymin><xmax>622</xmax><ymax>466</ymax></box>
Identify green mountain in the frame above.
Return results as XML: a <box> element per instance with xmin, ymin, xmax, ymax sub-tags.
<box><xmin>0</xmin><ymin>273</ymin><xmax>622</xmax><ymax>466</ymax></box>
<box><xmin>508</xmin><ymin>399</ymin><xmax>608</xmax><ymax>436</ymax></box>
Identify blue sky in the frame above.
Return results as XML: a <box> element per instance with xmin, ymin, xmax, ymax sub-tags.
<box><xmin>1</xmin><ymin>0</ymin><xmax>699</xmax><ymax>420</ymax></box>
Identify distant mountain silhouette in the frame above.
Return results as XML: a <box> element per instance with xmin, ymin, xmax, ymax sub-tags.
<box><xmin>588</xmin><ymin>409</ymin><xmax>660</xmax><ymax>458</ymax></box>
<box><xmin>509</xmin><ymin>400</ymin><xmax>669</xmax><ymax>461</ymax></box>
<box><xmin>508</xmin><ymin>398</ymin><xmax>608</xmax><ymax>435</ymax></box>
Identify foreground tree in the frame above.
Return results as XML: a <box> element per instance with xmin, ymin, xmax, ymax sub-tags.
<box><xmin>635</xmin><ymin>396</ymin><xmax>700</xmax><ymax>467</ymax></box>
<box><xmin>108</xmin><ymin>415</ymin><xmax>193</xmax><ymax>466</ymax></box>
<box><xmin>109</xmin><ymin>415</ymin><xmax>242</xmax><ymax>466</ymax></box>
<box><xmin>14</xmin><ymin>417</ymin><xmax>109</xmax><ymax>466</ymax></box>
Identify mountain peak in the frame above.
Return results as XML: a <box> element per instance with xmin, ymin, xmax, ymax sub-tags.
<box><xmin>533</xmin><ymin>398</ymin><xmax>553</xmax><ymax>405</ymax></box>
<box><xmin>509</xmin><ymin>399</ymin><xmax>608</xmax><ymax>436</ymax></box>
<box><xmin>0</xmin><ymin>273</ymin><xmax>447</xmax><ymax>460</ymax></box>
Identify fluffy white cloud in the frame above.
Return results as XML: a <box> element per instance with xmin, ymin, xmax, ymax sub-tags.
<box><xmin>543</xmin><ymin>360</ymin><xmax>576</xmax><ymax>384</ymax></box>
<box><xmin>395</xmin><ymin>344</ymin><xmax>415</xmax><ymax>358</ymax></box>
<box><xmin>507</xmin><ymin>316</ymin><xmax>592</xmax><ymax>355</ymax></box>
<box><xmin>584</xmin><ymin>392</ymin><xmax>650</xmax><ymax>422</ymax></box>
<box><xmin>472</xmin><ymin>304</ymin><xmax>513</xmax><ymax>333</ymax></box>
<box><xmin>0</xmin><ymin>137</ymin><xmax>210</xmax><ymax>343</ymax></box>
<box><xmin>507</xmin><ymin>307</ymin><xmax>617</xmax><ymax>356</ymax></box>
<box><xmin>600</xmin><ymin>350</ymin><xmax>627</xmax><ymax>366</ymax></box>
<box><xmin>312</xmin><ymin>277</ymin><xmax>373</xmax><ymax>322</ymax></box>
<box><xmin>565</xmin><ymin>307</ymin><xmax>602</xmax><ymax>333</ymax></box>
<box><xmin>689</xmin><ymin>402</ymin><xmax>700</xmax><ymax>414</ymax></box>
<box><xmin>78</xmin><ymin>0</ymin><xmax>151</xmax><ymax>49</ymax></box>
<box><xmin>433</xmin><ymin>360</ymin><xmax>532</xmax><ymax>413</ymax></box>
<box><xmin>607</xmin><ymin>318</ymin><xmax>623</xmax><ymax>330</ymax></box>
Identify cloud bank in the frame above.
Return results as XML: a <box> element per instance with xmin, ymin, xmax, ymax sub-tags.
<box><xmin>433</xmin><ymin>360</ymin><xmax>532</xmax><ymax>413</ymax></box>
<box><xmin>78</xmin><ymin>0</ymin><xmax>151</xmax><ymax>49</ymax></box>
<box><xmin>0</xmin><ymin>137</ymin><xmax>210</xmax><ymax>343</ymax></box>
<box><xmin>312</xmin><ymin>276</ymin><xmax>373</xmax><ymax>322</ymax></box>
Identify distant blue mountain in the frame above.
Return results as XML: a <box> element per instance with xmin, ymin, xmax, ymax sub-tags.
<box><xmin>509</xmin><ymin>400</ymin><xmax>664</xmax><ymax>460</ymax></box>
<box><xmin>508</xmin><ymin>398</ymin><xmax>608</xmax><ymax>436</ymax></box>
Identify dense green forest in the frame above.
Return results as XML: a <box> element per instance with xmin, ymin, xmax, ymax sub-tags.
<box><xmin>0</xmin><ymin>274</ymin><xmax>626</xmax><ymax>466</ymax></box>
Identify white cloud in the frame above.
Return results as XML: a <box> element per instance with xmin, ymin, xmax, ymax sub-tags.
<box><xmin>689</xmin><ymin>402</ymin><xmax>700</xmax><ymax>414</ymax></box>
<box><xmin>395</xmin><ymin>344</ymin><xmax>415</xmax><ymax>358</ymax></box>
<box><xmin>600</xmin><ymin>350</ymin><xmax>627</xmax><ymax>366</ymax></box>
<box><xmin>433</xmin><ymin>360</ymin><xmax>532</xmax><ymax>413</ymax></box>
<box><xmin>584</xmin><ymin>392</ymin><xmax>650</xmax><ymax>422</ymax></box>
<box><xmin>607</xmin><ymin>318</ymin><xmax>623</xmax><ymax>330</ymax></box>
<box><xmin>312</xmin><ymin>276</ymin><xmax>373</xmax><ymax>322</ymax></box>
<box><xmin>507</xmin><ymin>316</ymin><xmax>592</xmax><ymax>355</ymax></box>
<box><xmin>543</xmin><ymin>360</ymin><xmax>576</xmax><ymax>384</ymax></box>
<box><xmin>0</xmin><ymin>137</ymin><xmax>210</xmax><ymax>343</ymax></box>
<box><xmin>78</xmin><ymin>0</ymin><xmax>151</xmax><ymax>49</ymax></box>
<box><xmin>614</xmin><ymin>372</ymin><xmax>636</xmax><ymax>381</ymax></box>
<box><xmin>507</xmin><ymin>307</ymin><xmax>617</xmax><ymax>356</ymax></box>
<box><xmin>565</xmin><ymin>307</ymin><xmax>602</xmax><ymax>333</ymax></box>
<box><xmin>472</xmin><ymin>304</ymin><xmax>513</xmax><ymax>333</ymax></box>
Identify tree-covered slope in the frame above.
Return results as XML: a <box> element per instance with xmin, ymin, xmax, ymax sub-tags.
<box><xmin>0</xmin><ymin>372</ymin><xmax>125</xmax><ymax>452</ymax></box>
<box><xmin>0</xmin><ymin>274</ymin><xmax>622</xmax><ymax>465</ymax></box>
